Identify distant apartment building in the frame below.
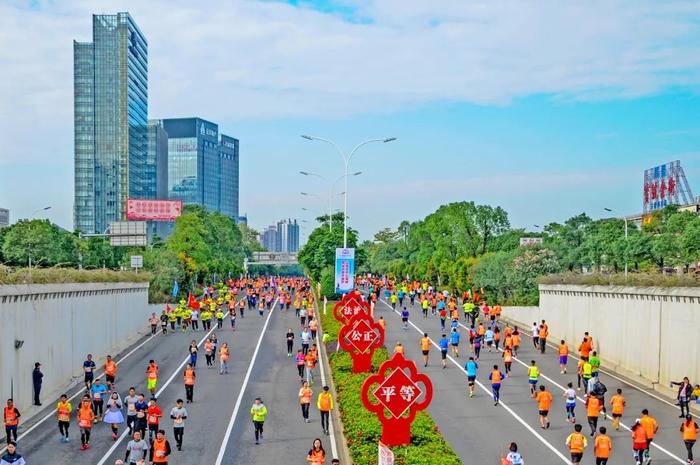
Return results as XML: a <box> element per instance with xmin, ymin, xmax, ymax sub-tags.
<box><xmin>259</xmin><ymin>219</ymin><xmax>300</xmax><ymax>252</ymax></box>
<box><xmin>0</xmin><ymin>208</ymin><xmax>9</xmax><ymax>228</ymax></box>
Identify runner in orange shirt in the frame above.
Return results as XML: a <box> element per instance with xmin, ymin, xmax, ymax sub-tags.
<box><xmin>420</xmin><ymin>333</ymin><xmax>431</xmax><ymax>367</ymax></box>
<box><xmin>535</xmin><ymin>385</ymin><xmax>553</xmax><ymax>429</ymax></box>
<box><xmin>594</xmin><ymin>426</ymin><xmax>612</xmax><ymax>465</ymax></box>
<box><xmin>586</xmin><ymin>395</ymin><xmax>602</xmax><ymax>437</ymax></box>
<box><xmin>558</xmin><ymin>340</ymin><xmax>569</xmax><ymax>374</ymax></box>
<box><xmin>610</xmin><ymin>389</ymin><xmax>625</xmax><ymax>431</ymax></box>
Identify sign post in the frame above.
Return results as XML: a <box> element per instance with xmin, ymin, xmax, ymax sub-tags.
<box><xmin>337</xmin><ymin>312</ymin><xmax>384</xmax><ymax>373</ymax></box>
<box><xmin>361</xmin><ymin>353</ymin><xmax>433</xmax><ymax>446</ymax></box>
<box><xmin>130</xmin><ymin>255</ymin><xmax>143</xmax><ymax>273</ymax></box>
<box><xmin>335</xmin><ymin>248</ymin><xmax>355</xmax><ymax>293</ymax></box>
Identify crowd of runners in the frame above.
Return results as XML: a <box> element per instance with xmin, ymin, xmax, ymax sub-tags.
<box><xmin>2</xmin><ymin>276</ymin><xmax>337</xmax><ymax>465</ymax></box>
<box><xmin>360</xmin><ymin>275</ymin><xmax>700</xmax><ymax>465</ymax></box>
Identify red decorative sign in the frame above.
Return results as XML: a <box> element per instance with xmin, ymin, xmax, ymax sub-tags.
<box><xmin>333</xmin><ymin>292</ymin><xmax>370</xmax><ymax>324</ymax></box>
<box><xmin>337</xmin><ymin>313</ymin><xmax>384</xmax><ymax>373</ymax></box>
<box><xmin>361</xmin><ymin>353</ymin><xmax>433</xmax><ymax>446</ymax></box>
<box><xmin>127</xmin><ymin>199</ymin><xmax>183</xmax><ymax>221</ymax></box>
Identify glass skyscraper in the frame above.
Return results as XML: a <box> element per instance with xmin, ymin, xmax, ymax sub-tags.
<box><xmin>161</xmin><ymin>118</ymin><xmax>239</xmax><ymax>220</ymax></box>
<box><xmin>74</xmin><ymin>13</ymin><xmax>148</xmax><ymax>234</ymax></box>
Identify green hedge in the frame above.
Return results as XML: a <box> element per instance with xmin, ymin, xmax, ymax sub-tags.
<box><xmin>539</xmin><ymin>272</ymin><xmax>700</xmax><ymax>288</ymax></box>
<box><xmin>0</xmin><ymin>266</ymin><xmax>151</xmax><ymax>285</ymax></box>
<box><xmin>321</xmin><ymin>304</ymin><xmax>461</xmax><ymax>465</ymax></box>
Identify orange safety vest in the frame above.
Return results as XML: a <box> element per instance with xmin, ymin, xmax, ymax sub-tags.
<box><xmin>538</xmin><ymin>327</ymin><xmax>548</xmax><ymax>339</ymax></box>
<box><xmin>318</xmin><ymin>393</ymin><xmax>332</xmax><ymax>411</ymax></box>
<box><xmin>184</xmin><ymin>368</ymin><xmax>195</xmax><ymax>386</ymax></box>
<box><xmin>503</xmin><ymin>351</ymin><xmax>513</xmax><ymax>363</ymax></box>
<box><xmin>568</xmin><ymin>432</ymin><xmax>586</xmax><ymax>452</ymax></box>
<box><xmin>220</xmin><ymin>347</ymin><xmax>230</xmax><ymax>361</ymax></box>
<box><xmin>559</xmin><ymin>344</ymin><xmax>568</xmax><ymax>356</ymax></box>
<box><xmin>632</xmin><ymin>426</ymin><xmax>647</xmax><ymax>447</ymax></box>
<box><xmin>152</xmin><ymin>438</ymin><xmax>169</xmax><ymax>463</ymax></box>
<box><xmin>594</xmin><ymin>435</ymin><xmax>612</xmax><ymax>458</ymax></box>
<box><xmin>205</xmin><ymin>341</ymin><xmax>213</xmax><ymax>354</ymax></box>
<box><xmin>420</xmin><ymin>338</ymin><xmax>431</xmax><ymax>351</ymax></box>
<box><xmin>682</xmin><ymin>421</ymin><xmax>699</xmax><ymax>441</ymax></box>
<box><xmin>299</xmin><ymin>387</ymin><xmax>312</xmax><ymax>404</ymax></box>
<box><xmin>491</xmin><ymin>370</ymin><xmax>502</xmax><ymax>384</ymax></box>
<box><xmin>77</xmin><ymin>405</ymin><xmax>93</xmax><ymax>428</ymax></box>
<box><xmin>587</xmin><ymin>397</ymin><xmax>602</xmax><ymax>417</ymax></box>
<box><xmin>610</xmin><ymin>395</ymin><xmax>625</xmax><ymax>415</ymax></box>
<box><xmin>504</xmin><ymin>335</ymin><xmax>513</xmax><ymax>348</ymax></box>
<box><xmin>308</xmin><ymin>448</ymin><xmax>325</xmax><ymax>465</ymax></box>
<box><xmin>4</xmin><ymin>407</ymin><xmax>18</xmax><ymax>426</ymax></box>
<box><xmin>147</xmin><ymin>365</ymin><xmax>158</xmax><ymax>380</ymax></box>
<box><xmin>105</xmin><ymin>360</ymin><xmax>117</xmax><ymax>376</ymax></box>
<box><xmin>512</xmin><ymin>334</ymin><xmax>521</xmax><ymax>346</ymax></box>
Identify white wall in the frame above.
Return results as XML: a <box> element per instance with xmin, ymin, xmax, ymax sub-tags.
<box><xmin>0</xmin><ymin>282</ymin><xmax>151</xmax><ymax>413</ymax></box>
<box><xmin>502</xmin><ymin>284</ymin><xmax>700</xmax><ymax>391</ymax></box>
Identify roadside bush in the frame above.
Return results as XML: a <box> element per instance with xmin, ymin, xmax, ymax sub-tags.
<box><xmin>0</xmin><ymin>266</ymin><xmax>150</xmax><ymax>285</ymax></box>
<box><xmin>539</xmin><ymin>272</ymin><xmax>700</xmax><ymax>287</ymax></box>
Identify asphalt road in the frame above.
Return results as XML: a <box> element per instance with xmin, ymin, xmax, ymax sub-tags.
<box><xmin>10</xmin><ymin>298</ymin><xmax>335</xmax><ymax>465</ymax></box>
<box><xmin>374</xmin><ymin>294</ymin><xmax>694</xmax><ymax>465</ymax></box>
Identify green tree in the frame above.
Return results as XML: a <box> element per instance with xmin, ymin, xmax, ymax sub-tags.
<box><xmin>1</xmin><ymin>220</ymin><xmax>77</xmax><ymax>267</ymax></box>
<box><xmin>298</xmin><ymin>220</ymin><xmax>359</xmax><ymax>282</ymax></box>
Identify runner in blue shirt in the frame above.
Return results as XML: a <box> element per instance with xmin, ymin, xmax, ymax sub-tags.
<box><xmin>90</xmin><ymin>378</ymin><xmax>109</xmax><ymax>422</ymax></box>
<box><xmin>401</xmin><ymin>307</ymin><xmax>410</xmax><ymax>330</ymax></box>
<box><xmin>485</xmin><ymin>328</ymin><xmax>495</xmax><ymax>352</ymax></box>
<box><xmin>465</xmin><ymin>357</ymin><xmax>478</xmax><ymax>398</ymax></box>
<box><xmin>439</xmin><ymin>334</ymin><xmax>449</xmax><ymax>369</ymax></box>
<box><xmin>450</xmin><ymin>327</ymin><xmax>460</xmax><ymax>357</ymax></box>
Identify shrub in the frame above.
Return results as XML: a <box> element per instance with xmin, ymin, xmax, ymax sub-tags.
<box><xmin>0</xmin><ymin>266</ymin><xmax>150</xmax><ymax>285</ymax></box>
<box><xmin>539</xmin><ymin>272</ymin><xmax>700</xmax><ymax>288</ymax></box>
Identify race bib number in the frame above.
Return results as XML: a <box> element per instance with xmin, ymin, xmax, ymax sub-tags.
<box><xmin>128</xmin><ymin>404</ymin><xmax>136</xmax><ymax>413</ymax></box>
<box><xmin>94</xmin><ymin>393</ymin><xmax>101</xmax><ymax>400</ymax></box>
<box><xmin>137</xmin><ymin>411</ymin><xmax>145</xmax><ymax>418</ymax></box>
<box><xmin>149</xmin><ymin>415</ymin><xmax>157</xmax><ymax>423</ymax></box>
<box><xmin>79</xmin><ymin>419</ymin><xmax>89</xmax><ymax>428</ymax></box>
<box><xmin>175</xmin><ymin>417</ymin><xmax>183</xmax><ymax>425</ymax></box>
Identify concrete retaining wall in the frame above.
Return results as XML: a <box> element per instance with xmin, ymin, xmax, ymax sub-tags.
<box><xmin>0</xmin><ymin>282</ymin><xmax>151</xmax><ymax>413</ymax></box>
<box><xmin>502</xmin><ymin>284</ymin><xmax>700</xmax><ymax>390</ymax></box>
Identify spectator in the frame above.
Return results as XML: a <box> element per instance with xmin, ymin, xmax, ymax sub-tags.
<box><xmin>33</xmin><ymin>362</ymin><xmax>43</xmax><ymax>406</ymax></box>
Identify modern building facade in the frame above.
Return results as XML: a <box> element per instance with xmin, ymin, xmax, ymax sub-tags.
<box><xmin>160</xmin><ymin>117</ymin><xmax>239</xmax><ymax>220</ymax></box>
<box><xmin>259</xmin><ymin>219</ymin><xmax>300</xmax><ymax>252</ymax></box>
<box><xmin>0</xmin><ymin>208</ymin><xmax>9</xmax><ymax>228</ymax></box>
<box><xmin>147</xmin><ymin>120</ymin><xmax>172</xmax><ymax>238</ymax></box>
<box><xmin>74</xmin><ymin>12</ymin><xmax>149</xmax><ymax>234</ymax></box>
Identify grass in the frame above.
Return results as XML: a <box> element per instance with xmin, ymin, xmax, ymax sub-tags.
<box><xmin>0</xmin><ymin>265</ymin><xmax>150</xmax><ymax>285</ymax></box>
<box><xmin>539</xmin><ymin>272</ymin><xmax>700</xmax><ymax>287</ymax></box>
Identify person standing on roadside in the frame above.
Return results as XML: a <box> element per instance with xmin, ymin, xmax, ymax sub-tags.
<box><xmin>286</xmin><ymin>328</ymin><xmax>295</xmax><ymax>357</ymax></box>
<box><xmin>672</xmin><ymin>377</ymin><xmax>693</xmax><ymax>418</ymax></box>
<box><xmin>32</xmin><ymin>362</ymin><xmax>43</xmax><ymax>406</ymax></box>
<box><xmin>250</xmin><ymin>398</ymin><xmax>267</xmax><ymax>445</ymax></box>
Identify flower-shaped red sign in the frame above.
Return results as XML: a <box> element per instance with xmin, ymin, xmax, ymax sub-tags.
<box><xmin>338</xmin><ymin>312</ymin><xmax>384</xmax><ymax>373</ymax></box>
<box><xmin>333</xmin><ymin>293</ymin><xmax>370</xmax><ymax>324</ymax></box>
<box><xmin>361</xmin><ymin>353</ymin><xmax>433</xmax><ymax>446</ymax></box>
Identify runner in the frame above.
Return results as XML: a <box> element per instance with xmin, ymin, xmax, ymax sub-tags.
<box><xmin>77</xmin><ymin>395</ymin><xmax>95</xmax><ymax>451</ymax></box>
<box><xmin>564</xmin><ymin>382</ymin><xmax>577</xmax><ymax>423</ymax></box>
<box><xmin>215</xmin><ymin>307</ymin><xmax>224</xmax><ymax>329</ymax></box>
<box><xmin>680</xmin><ymin>414</ymin><xmax>698</xmax><ymax>465</ymax></box>
<box><xmin>640</xmin><ymin>409</ymin><xmax>658</xmax><ymax>464</ymax></box>
<box><xmin>631</xmin><ymin>419</ymin><xmax>648</xmax><ymax>465</ymax></box>
<box><xmin>83</xmin><ymin>354</ymin><xmax>96</xmax><ymax>390</ymax></box>
<box><xmin>586</xmin><ymin>395</ymin><xmax>602</xmax><ymax>437</ymax></box>
<box><xmin>3</xmin><ymin>399</ymin><xmax>19</xmax><ymax>445</ymax></box>
<box><xmin>299</xmin><ymin>382</ymin><xmax>312</xmax><ymax>423</ymax></box>
<box><xmin>610</xmin><ymin>389</ymin><xmax>625</xmax><ymax>431</ymax></box>
<box><xmin>146</xmin><ymin>360</ymin><xmax>159</xmax><ymax>397</ymax></box>
<box><xmin>531</xmin><ymin>322</ymin><xmax>539</xmax><ymax>350</ymax></box>
<box><xmin>422</xmin><ymin>298</ymin><xmax>429</xmax><ymax>318</ymax></box>
<box><xmin>589</xmin><ymin>351</ymin><xmax>601</xmax><ymax>378</ymax></box>
<box><xmin>512</xmin><ymin>327</ymin><xmax>521</xmax><ymax>356</ymax></box>
<box><xmin>150</xmin><ymin>313</ymin><xmax>158</xmax><ymax>336</ymax></box>
<box><xmin>394</xmin><ymin>342</ymin><xmax>404</xmax><ymax>355</ymax></box>
<box><xmin>420</xmin><ymin>333</ymin><xmax>431</xmax><ymax>367</ymax></box>
<box><xmin>505</xmin><ymin>442</ymin><xmax>524</xmax><ymax>465</ymax></box>
<box><xmin>124</xmin><ymin>431</ymin><xmax>149</xmax><ymax>465</ymax></box>
<box><xmin>473</xmin><ymin>332</ymin><xmax>482</xmax><ymax>361</ymax></box>
<box><xmin>183</xmin><ymin>363</ymin><xmax>196</xmax><ymax>403</ymax></box>
<box><xmin>57</xmin><ymin>393</ymin><xmax>72</xmax><ymax>443</ymax></box>
<box><xmin>147</xmin><ymin>398</ymin><xmax>163</xmax><ymax>442</ymax></box>
<box><xmin>105</xmin><ymin>354</ymin><xmax>117</xmax><ymax>389</ymax></box>
<box><xmin>489</xmin><ymin>364</ymin><xmax>505</xmax><ymax>406</ymax></box>
<box><xmin>307</xmin><ymin>438</ymin><xmax>326</xmax><ymax>465</ymax></box>
<box><xmin>169</xmin><ymin>399</ymin><xmax>188</xmax><ymax>451</ymax></box>
<box><xmin>450</xmin><ymin>327</ymin><xmax>460</xmax><ymax>357</ymax></box>
<box><xmin>305</xmin><ymin>345</ymin><xmax>318</xmax><ymax>385</ymax></box>
<box><xmin>535</xmin><ymin>385</ymin><xmax>552</xmax><ymax>429</ymax></box>
<box><xmin>538</xmin><ymin>323</ymin><xmax>548</xmax><ymax>354</ymax></box>
<box><xmin>219</xmin><ymin>342</ymin><xmax>230</xmax><ymax>375</ymax></box>
<box><xmin>565</xmin><ymin>423</ymin><xmax>588</xmax><ymax>465</ymax></box>
<box><xmin>134</xmin><ymin>394</ymin><xmax>148</xmax><ymax>439</ymax></box>
<box><xmin>188</xmin><ymin>341</ymin><xmax>198</xmax><ymax>368</ymax></box>
<box><xmin>589</xmin><ymin>377</ymin><xmax>608</xmax><ymax>416</ymax></box>
<box><xmin>317</xmin><ymin>386</ymin><xmax>333</xmax><ymax>436</ymax></box>
<box><xmin>401</xmin><ymin>307</ymin><xmax>410</xmax><ymax>330</ymax></box>
<box><xmin>502</xmin><ymin>347</ymin><xmax>513</xmax><ymax>378</ymax></box>
<box><xmin>204</xmin><ymin>338</ymin><xmax>214</xmax><ymax>368</ymax></box>
<box><xmin>104</xmin><ymin>390</ymin><xmax>124</xmax><ymax>440</ymax></box>
<box><xmin>160</xmin><ymin>309</ymin><xmax>168</xmax><ymax>335</ymax></box>
<box><xmin>485</xmin><ymin>327</ymin><xmax>494</xmax><ymax>352</ymax></box>
<box><xmin>250</xmin><ymin>397</ymin><xmax>267</xmax><ymax>445</ymax></box>
<box><xmin>90</xmin><ymin>378</ymin><xmax>108</xmax><ymax>423</ymax></box>
<box><xmin>286</xmin><ymin>328</ymin><xmax>295</xmax><ymax>357</ymax></box>
<box><xmin>296</xmin><ymin>350</ymin><xmax>306</xmax><ymax>382</ymax></box>
<box><xmin>439</xmin><ymin>334</ymin><xmax>449</xmax><ymax>369</ymax></box>
<box><xmin>558</xmin><ymin>340</ymin><xmax>569</xmax><ymax>374</ymax></box>
<box><xmin>528</xmin><ymin>360</ymin><xmax>540</xmax><ymax>398</ymax></box>
<box><xmin>124</xmin><ymin>387</ymin><xmax>138</xmax><ymax>435</ymax></box>
<box><xmin>149</xmin><ymin>430</ymin><xmax>171</xmax><ymax>464</ymax></box>
<box><xmin>228</xmin><ymin>305</ymin><xmax>237</xmax><ymax>331</ymax></box>
<box><xmin>309</xmin><ymin>318</ymin><xmax>318</xmax><ymax>341</ymax></box>
<box><xmin>593</xmin><ymin>426</ymin><xmax>612</xmax><ymax>465</ymax></box>
<box><xmin>301</xmin><ymin>327</ymin><xmax>312</xmax><ymax>355</ymax></box>
<box><xmin>0</xmin><ymin>442</ymin><xmax>24</xmax><ymax>465</ymax></box>
<box><xmin>465</xmin><ymin>357</ymin><xmax>478</xmax><ymax>398</ymax></box>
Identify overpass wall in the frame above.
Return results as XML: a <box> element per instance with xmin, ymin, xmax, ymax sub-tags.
<box><xmin>502</xmin><ymin>284</ymin><xmax>700</xmax><ymax>391</ymax></box>
<box><xmin>0</xmin><ymin>282</ymin><xmax>151</xmax><ymax>413</ymax></box>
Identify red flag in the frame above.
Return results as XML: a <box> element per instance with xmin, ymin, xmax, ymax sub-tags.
<box><xmin>188</xmin><ymin>292</ymin><xmax>200</xmax><ymax>309</ymax></box>
<box><xmin>166</xmin><ymin>303</ymin><xmax>171</xmax><ymax>313</ymax></box>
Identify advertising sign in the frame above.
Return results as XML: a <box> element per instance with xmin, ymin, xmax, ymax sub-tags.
<box><xmin>335</xmin><ymin>248</ymin><xmax>355</xmax><ymax>293</ymax></box>
<box><xmin>127</xmin><ymin>199</ymin><xmax>183</xmax><ymax>221</ymax></box>
<box><xmin>643</xmin><ymin>160</ymin><xmax>694</xmax><ymax>213</ymax></box>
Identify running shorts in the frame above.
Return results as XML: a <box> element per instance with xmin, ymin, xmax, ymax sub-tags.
<box><xmin>106</xmin><ymin>375</ymin><xmax>115</xmax><ymax>384</ymax></box>
<box><xmin>528</xmin><ymin>379</ymin><xmax>538</xmax><ymax>385</ymax></box>
<box><xmin>467</xmin><ymin>375</ymin><xmax>476</xmax><ymax>384</ymax></box>
<box><xmin>539</xmin><ymin>410</ymin><xmax>549</xmax><ymax>416</ymax></box>
<box><xmin>441</xmin><ymin>350</ymin><xmax>447</xmax><ymax>359</ymax></box>
<box><xmin>559</xmin><ymin>355</ymin><xmax>568</xmax><ymax>365</ymax></box>
<box><xmin>421</xmin><ymin>350</ymin><xmax>429</xmax><ymax>356</ymax></box>
<box><xmin>570</xmin><ymin>452</ymin><xmax>583</xmax><ymax>462</ymax></box>
<box><xmin>147</xmin><ymin>379</ymin><xmax>157</xmax><ymax>391</ymax></box>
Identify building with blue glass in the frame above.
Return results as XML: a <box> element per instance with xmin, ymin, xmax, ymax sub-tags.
<box><xmin>160</xmin><ymin>117</ymin><xmax>239</xmax><ymax>220</ymax></box>
<box><xmin>73</xmin><ymin>12</ymin><xmax>149</xmax><ymax>234</ymax></box>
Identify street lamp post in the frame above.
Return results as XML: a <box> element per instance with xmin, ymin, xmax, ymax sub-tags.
<box><xmin>604</xmin><ymin>207</ymin><xmax>628</xmax><ymax>277</ymax></box>
<box><xmin>300</xmin><ymin>171</ymin><xmax>361</xmax><ymax>233</ymax></box>
<box><xmin>27</xmin><ymin>206</ymin><xmax>52</xmax><ymax>268</ymax></box>
<box><xmin>301</xmin><ymin>135</ymin><xmax>396</xmax><ymax>248</ymax></box>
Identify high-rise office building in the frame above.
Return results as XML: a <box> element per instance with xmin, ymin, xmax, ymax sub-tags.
<box><xmin>261</xmin><ymin>225</ymin><xmax>277</xmax><ymax>251</ymax></box>
<box><xmin>160</xmin><ymin>117</ymin><xmax>239</xmax><ymax>220</ymax></box>
<box><xmin>148</xmin><ymin>120</ymin><xmax>172</xmax><ymax>238</ymax></box>
<box><xmin>276</xmin><ymin>219</ymin><xmax>300</xmax><ymax>253</ymax></box>
<box><xmin>74</xmin><ymin>12</ymin><xmax>148</xmax><ymax>234</ymax></box>
<box><xmin>0</xmin><ymin>208</ymin><xmax>9</xmax><ymax>228</ymax></box>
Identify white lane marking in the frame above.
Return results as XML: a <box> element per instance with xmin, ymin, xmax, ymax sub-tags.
<box><xmin>450</xmin><ymin>318</ymin><xmax>686</xmax><ymax>464</ymax></box>
<box><xmin>377</xmin><ymin>298</ymin><xmax>570</xmax><ymax>464</ymax></box>
<box><xmin>213</xmin><ymin>299</ymin><xmax>277</xmax><ymax>465</ymax></box>
<box><xmin>95</xmin><ymin>317</ymin><xmax>226</xmax><ymax>465</ymax></box>
<box><xmin>0</xmin><ymin>330</ymin><xmax>159</xmax><ymax>453</ymax></box>
<box><xmin>500</xmin><ymin>315</ymin><xmax>699</xmax><ymax>419</ymax></box>
<box><xmin>314</xmin><ymin>295</ymin><xmax>339</xmax><ymax>460</ymax></box>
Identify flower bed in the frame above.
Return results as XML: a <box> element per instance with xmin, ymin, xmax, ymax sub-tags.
<box><xmin>321</xmin><ymin>304</ymin><xmax>461</xmax><ymax>465</ymax></box>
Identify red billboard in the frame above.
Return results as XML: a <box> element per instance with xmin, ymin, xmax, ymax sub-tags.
<box><xmin>127</xmin><ymin>199</ymin><xmax>183</xmax><ymax>221</ymax></box>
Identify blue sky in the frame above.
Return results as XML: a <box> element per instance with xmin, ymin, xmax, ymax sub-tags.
<box><xmin>1</xmin><ymin>0</ymin><xmax>700</xmax><ymax>241</ymax></box>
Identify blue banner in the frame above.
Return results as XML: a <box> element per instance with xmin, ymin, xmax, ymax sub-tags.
<box><xmin>334</xmin><ymin>248</ymin><xmax>355</xmax><ymax>293</ymax></box>
<box><xmin>172</xmin><ymin>281</ymin><xmax>179</xmax><ymax>297</ymax></box>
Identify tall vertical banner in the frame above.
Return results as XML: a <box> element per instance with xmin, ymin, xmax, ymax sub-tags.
<box><xmin>335</xmin><ymin>248</ymin><xmax>355</xmax><ymax>293</ymax></box>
